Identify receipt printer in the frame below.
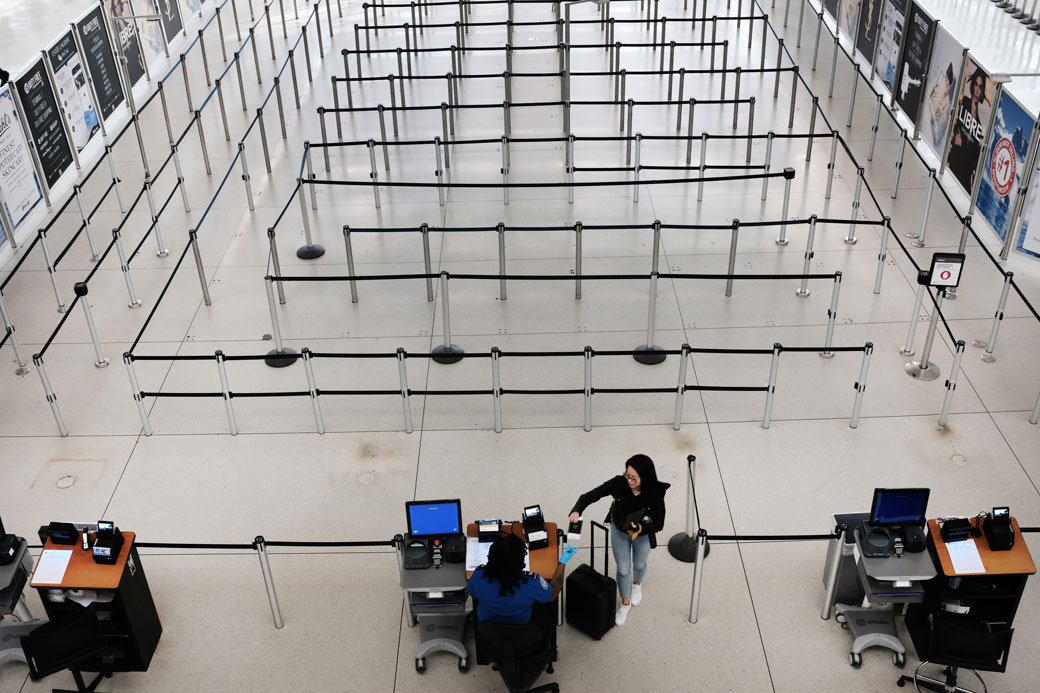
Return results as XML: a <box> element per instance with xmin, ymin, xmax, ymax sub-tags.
<box><xmin>982</xmin><ymin>507</ymin><xmax>1014</xmax><ymax>551</ymax></box>
<box><xmin>522</xmin><ymin>505</ymin><xmax>549</xmax><ymax>550</ymax></box>
<box><xmin>92</xmin><ymin>521</ymin><xmax>124</xmax><ymax>565</ymax></box>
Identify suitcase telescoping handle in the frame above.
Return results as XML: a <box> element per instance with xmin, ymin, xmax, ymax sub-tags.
<box><xmin>589</xmin><ymin>520</ymin><xmax>610</xmax><ymax>577</ymax></box>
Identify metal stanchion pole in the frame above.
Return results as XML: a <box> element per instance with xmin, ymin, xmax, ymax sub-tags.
<box><xmin>905</xmin><ymin>289</ymin><xmax>945</xmax><ymax>380</ymax></box>
<box><xmin>688</xmin><ymin>529</ymin><xmax>708</xmax><ymax>622</ymax></box>
<box><xmin>123</xmin><ymin>353</ymin><xmax>151</xmax><ymax>435</ymax></box>
<box><xmin>302</xmin><ymin>348</ymin><xmax>325</xmax><ymax>434</ymax></box>
<box><xmin>492</xmin><ymin>346</ymin><xmax>503</xmax><ymax>433</ymax></box>
<box><xmin>106</xmin><ymin>146</ymin><xmax>127</xmax><ymax>213</ymax></box>
<box><xmin>264</xmin><ymin>276</ymin><xmax>298</xmax><ymax>367</ymax></box>
<box><xmin>33</xmin><ymin>354</ymin><xmax>68</xmax><ymax>436</ymax></box>
<box><xmin>820</xmin><ymin>525</ymin><xmax>847</xmax><ymax>618</ymax></box>
<box><xmin>762</xmin><ymin>343</ymin><xmax>782</xmax><ymax>428</ymax></box>
<box><xmin>432</xmin><ymin>272</ymin><xmax>464</xmax><ymax>364</ymax></box>
<box><xmin>240</xmin><ymin>142</ymin><xmax>255</xmax><ymax>212</ymax></box>
<box><xmin>434</xmin><ymin>138</ymin><xmax>445</xmax><ymax>206</ymax></box>
<box><xmin>788</xmin><ymin>66</ymin><xmax>799</xmax><ymax>128</ymax></box>
<box><xmin>825</xmin><ymin>131</ymin><xmax>838</xmax><ymax>199</ymax></box>
<box><xmin>583</xmin><ymin>345</ymin><xmax>592</xmax><ymax>432</ymax></box>
<box><xmin>254</xmin><ymin>537</ymin><xmax>284</xmax><ymax>627</ymax></box>
<box><xmin>725</xmin><ymin>219</ymin><xmax>740</xmax><ymax>297</ymax></box>
<box><xmin>697</xmin><ymin>133</ymin><xmax>707</xmax><ymax>201</ymax></box>
<box><xmin>776</xmin><ymin>168</ymin><xmax>794</xmax><ymax>245</ymax></box>
<box><xmin>973</xmin><ymin>272</ymin><xmax>1014</xmax><ymax>362</ymax></box>
<box><xmin>632</xmin><ymin>133</ymin><xmax>642</xmax><ymax>202</ymax></box>
<box><xmin>368</xmin><ymin>140</ymin><xmax>381</xmax><ymax>208</ymax></box>
<box><xmin>633</xmin><ymin>272</ymin><xmax>665</xmax><ymax>364</ymax></box>
<box><xmin>113</xmin><ymin>229</ymin><xmax>142</xmax><ymax>308</ymax></box>
<box><xmin>891</xmin><ymin>129</ymin><xmax>907</xmax><ymax>198</ymax></box>
<box><xmin>289</xmin><ymin>50</ymin><xmax>301</xmax><ymax>108</ymax></box>
<box><xmin>195</xmin><ymin>111</ymin><xmax>212</xmax><ymax>175</ymax></box>
<box><xmin>73</xmin><ymin>185</ymin><xmax>100</xmax><ymax>261</ymax></box>
<box><xmin>938</xmin><ymin>341</ymin><xmax>966</xmax><ymax>427</ymax></box>
<box><xmin>419</xmin><ymin>224</ymin><xmax>434</xmax><ymax>302</ymax></box>
<box><xmin>189</xmin><ymin>230</ymin><xmax>212</xmax><ymax>307</ymax></box>
<box><xmin>775</xmin><ymin>39</ymin><xmax>784</xmax><ymax>99</ymax></box>
<box><xmin>497</xmin><ymin>223</ymin><xmax>508</xmax><ymax>300</ymax></box>
<box><xmin>74</xmin><ymin>283</ymin><xmax>109</xmax><ymax>368</ymax></box>
<box><xmin>297</xmin><ymin>178</ymin><xmax>324</xmax><ymax>259</ymax></box>
<box><xmin>796</xmin><ymin>215</ymin><xmax>817</xmax><ymax>297</ymax></box>
<box><xmin>845</xmin><ymin>167</ymin><xmax>864</xmax><ymax>245</ymax></box>
<box><xmin>215</xmin><ymin>350</ymin><xmax>238</xmax><ymax>434</ymax></box>
<box><xmin>0</xmin><ymin>291</ymin><xmax>30</xmax><ymax>375</ymax></box>
<box><xmin>39</xmin><ymin>230</ymin><xmax>66</xmax><ymax>312</ymax></box>
<box><xmin>215</xmin><ymin>79</ymin><xmax>231</xmax><ymax>140</ymax></box>
<box><xmin>268</xmin><ymin>228</ymin><xmax>286</xmax><ymax>304</ymax></box>
<box><xmin>1030</xmin><ymin>386</ymin><xmax>1040</xmax><ymax>425</ymax></box>
<box><xmin>867</xmin><ymin>94</ymin><xmax>882</xmax><ymax>161</ymax></box>
<box><xmin>574</xmin><ymin>221</ymin><xmax>583</xmax><ymax>299</ymax></box>
<box><xmin>821</xmin><ymin>272</ymin><xmax>842</xmax><ymax>358</ymax></box>
<box><xmin>396</xmin><ymin>347</ymin><xmax>414</xmax><ymax>433</ymax></box>
<box><xmin>181</xmin><ymin>55</ymin><xmax>194</xmax><ymax>112</ymax></box>
<box><xmin>143</xmin><ymin>177</ymin><xmax>169</xmax><ymax>257</ymax></box>
<box><xmin>911</xmin><ymin>169</ymin><xmax>936</xmax><ymax>247</ymax></box>
<box><xmin>900</xmin><ymin>284</ymin><xmax>927</xmax><ymax>356</ymax></box>
<box><xmin>828</xmin><ymin>35</ymin><xmax>839</xmax><ymax>97</ymax></box>
<box><xmin>257</xmin><ymin>109</ymin><xmax>272</xmax><ymax>173</ymax></box>
<box><xmin>216</xmin><ymin>7</ymin><xmax>229</xmax><ymax>62</ymax></box>
<box><xmin>850</xmin><ymin>345</ymin><xmax>873</xmax><ymax>428</ymax></box>
<box><xmin>502</xmin><ymin>137</ymin><xmax>510</xmax><ymax>205</ymax></box>
<box><xmin>671</xmin><ymin>345</ymin><xmax>690</xmax><ymax>431</ymax></box>
<box><xmin>874</xmin><ymin>216</ymin><xmax>892</xmax><ymax>294</ymax></box>
<box><xmin>342</xmin><ymin>226</ymin><xmax>359</xmax><ymax>303</ymax></box>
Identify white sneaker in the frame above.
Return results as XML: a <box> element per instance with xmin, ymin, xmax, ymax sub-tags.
<box><xmin>631</xmin><ymin>584</ymin><xmax>642</xmax><ymax>606</ymax></box>
<box><xmin>615</xmin><ymin>603</ymin><xmax>632</xmax><ymax>626</ymax></box>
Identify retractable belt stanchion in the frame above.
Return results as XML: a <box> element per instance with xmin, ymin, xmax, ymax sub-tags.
<box><xmin>33</xmin><ymin>352</ymin><xmax>69</xmax><ymax>436</ymax></box>
<box><xmin>672</xmin><ymin>344</ymin><xmax>690</xmax><ymax>430</ymax></box>
<box><xmin>910</xmin><ymin>169</ymin><xmax>936</xmax><ymax>248</ymax></box>
<box><xmin>73</xmin><ymin>185</ymin><xmax>100</xmax><ymax>262</ymax></box>
<box><xmin>874</xmin><ymin>216</ymin><xmax>892</xmax><ymax>294</ymax></box>
<box><xmin>75</xmin><ymin>282</ymin><xmax>109</xmax><ymax>368</ymax></box>
<box><xmin>39</xmin><ymin>230</ymin><xmax>66</xmax><ymax>312</ymax></box>
<box><xmin>669</xmin><ymin>454</ymin><xmax>710</xmax><ymax>562</ymax></box>
<box><xmin>762</xmin><ymin>342</ymin><xmax>781</xmax><ymax>428</ymax></box>
<box><xmin>113</xmin><ymin>229</ymin><xmax>142</xmax><ymax>309</ymax></box>
<box><xmin>583</xmin><ymin>345</ymin><xmax>593</xmax><ymax>432</ymax></box>
<box><xmin>688</xmin><ymin>529</ymin><xmax>708</xmax><ymax>623</ymax></box>
<box><xmin>634</xmin><ymin>269</ymin><xmax>665</xmax><ymax>364</ymax></box>
<box><xmin>268</xmin><ymin>228</ymin><xmax>286</xmax><ymax>304</ymax></box>
<box><xmin>254</xmin><ymin>536</ymin><xmax>285</xmax><ymax>628</ymax></box>
<box><xmin>0</xmin><ymin>290</ymin><xmax>30</xmax><ymax>375</ymax></box>
<box><xmin>397</xmin><ymin>347</ymin><xmax>414</xmax><ymax>433</ymax></box>
<box><xmin>190</xmin><ymin>230</ymin><xmax>212</xmax><ymax>307</ymax></box>
<box><xmin>850</xmin><ymin>343</ymin><xmax>873</xmax><ymax>428</ymax></box>
<box><xmin>492</xmin><ymin>346</ymin><xmax>503</xmax><ymax>433</ymax></box>
<box><xmin>432</xmin><ymin>271</ymin><xmax>464</xmax><ymax>364</ymax></box>
<box><xmin>972</xmin><ymin>272</ymin><xmax>1014</xmax><ymax>362</ymax></box>
<box><xmin>302</xmin><ymin>348</ymin><xmax>325</xmax><ymax>434</ymax></box>
<box><xmin>215</xmin><ymin>350</ymin><xmax>238</xmax><ymax>434</ymax></box>
<box><xmin>123</xmin><ymin>353</ymin><xmax>151</xmax><ymax>435</ymax></box>
<box><xmin>905</xmin><ymin>288</ymin><xmax>945</xmax><ymax>380</ymax></box>
<box><xmin>939</xmin><ymin>340</ymin><xmax>966</xmax><ymax>427</ymax></box>
<box><xmin>821</xmin><ymin>524</ymin><xmax>847</xmax><ymax>619</ymax></box>
<box><xmin>343</xmin><ymin>226</ymin><xmax>359</xmax><ymax>303</ymax></box>
<box><xmin>796</xmin><ymin>215</ymin><xmax>817</xmax><ymax>297</ymax></box>
<box><xmin>264</xmin><ymin>276</ymin><xmax>298</xmax><ymax>367</ymax></box>
<box><xmin>296</xmin><ymin>177</ymin><xmax>325</xmax><ymax>259</ymax></box>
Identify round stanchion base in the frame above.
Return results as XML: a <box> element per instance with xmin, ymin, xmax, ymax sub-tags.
<box><xmin>945</xmin><ymin>290</ymin><xmax>958</xmax><ymax>301</ymax></box>
<box><xmin>633</xmin><ymin>345</ymin><xmax>666</xmax><ymax>365</ymax></box>
<box><xmin>432</xmin><ymin>344</ymin><xmax>465</xmax><ymax>364</ymax></box>
<box><xmin>795</xmin><ymin>288</ymin><xmax>811</xmax><ymax>298</ymax></box>
<box><xmin>971</xmin><ymin>339</ymin><xmax>987</xmax><ymax>348</ymax></box>
<box><xmin>905</xmin><ymin>360</ymin><xmax>940</xmax><ymax>380</ymax></box>
<box><xmin>911</xmin><ymin>239</ymin><xmax>926</xmax><ymax>249</ymax></box>
<box><xmin>899</xmin><ymin>347</ymin><xmax>915</xmax><ymax>356</ymax></box>
<box><xmin>129</xmin><ymin>300</ymin><xmax>143</xmax><ymax>309</ymax></box>
<box><xmin>667</xmin><ymin>532</ymin><xmax>710</xmax><ymax>563</ymax></box>
<box><xmin>981</xmin><ymin>353</ymin><xmax>996</xmax><ymax>364</ymax></box>
<box><xmin>157</xmin><ymin>249</ymin><xmax>170</xmax><ymax>258</ymax></box>
<box><xmin>774</xmin><ymin>237</ymin><xmax>789</xmax><ymax>246</ymax></box>
<box><xmin>819</xmin><ymin>351</ymin><xmax>834</xmax><ymax>359</ymax></box>
<box><xmin>843</xmin><ymin>236</ymin><xmax>858</xmax><ymax>245</ymax></box>
<box><xmin>296</xmin><ymin>244</ymin><xmax>326</xmax><ymax>260</ymax></box>
<box><xmin>265</xmin><ymin>348</ymin><xmax>299</xmax><ymax>368</ymax></box>
<box><xmin>15</xmin><ymin>366</ymin><xmax>30</xmax><ymax>377</ymax></box>
<box><xmin>94</xmin><ymin>358</ymin><xmax>110</xmax><ymax>369</ymax></box>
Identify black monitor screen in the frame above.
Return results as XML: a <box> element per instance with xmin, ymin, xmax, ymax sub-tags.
<box><xmin>406</xmin><ymin>499</ymin><xmax>462</xmax><ymax>536</ymax></box>
<box><xmin>870</xmin><ymin>488</ymin><xmax>930</xmax><ymax>526</ymax></box>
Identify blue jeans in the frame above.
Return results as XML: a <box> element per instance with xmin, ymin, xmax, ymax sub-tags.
<box><xmin>609</xmin><ymin>523</ymin><xmax>651</xmax><ymax>602</ymax></box>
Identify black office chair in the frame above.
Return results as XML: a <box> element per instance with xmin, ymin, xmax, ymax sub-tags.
<box><xmin>897</xmin><ymin>612</ymin><xmax>1014</xmax><ymax>693</ymax></box>
<box><xmin>20</xmin><ymin>607</ymin><xmax>116</xmax><ymax>692</ymax></box>
<box><xmin>475</xmin><ymin>620</ymin><xmax>559</xmax><ymax>693</ymax></box>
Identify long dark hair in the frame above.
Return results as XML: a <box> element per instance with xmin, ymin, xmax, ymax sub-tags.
<box><xmin>483</xmin><ymin>534</ymin><xmax>529</xmax><ymax>597</ymax></box>
<box><xmin>626</xmin><ymin>454</ymin><xmax>661</xmax><ymax>496</ymax></box>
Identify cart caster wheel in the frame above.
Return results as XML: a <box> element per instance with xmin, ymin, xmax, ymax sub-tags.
<box><xmin>849</xmin><ymin>652</ymin><xmax>862</xmax><ymax>668</ymax></box>
<box><xmin>458</xmin><ymin>657</ymin><xmax>468</xmax><ymax>673</ymax></box>
<box><xmin>415</xmin><ymin>658</ymin><xmax>425</xmax><ymax>674</ymax></box>
<box><xmin>897</xmin><ymin>678</ymin><xmax>906</xmax><ymax>687</ymax></box>
<box><xmin>893</xmin><ymin>652</ymin><xmax>906</xmax><ymax>668</ymax></box>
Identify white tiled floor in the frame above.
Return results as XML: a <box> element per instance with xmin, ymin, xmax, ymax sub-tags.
<box><xmin>2</xmin><ymin>1</ymin><xmax>1040</xmax><ymax>691</ymax></box>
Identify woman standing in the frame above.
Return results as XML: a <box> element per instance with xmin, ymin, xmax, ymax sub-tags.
<box><xmin>568</xmin><ymin>454</ymin><xmax>669</xmax><ymax>626</ymax></box>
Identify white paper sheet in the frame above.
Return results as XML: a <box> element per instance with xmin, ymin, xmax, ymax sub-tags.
<box><xmin>466</xmin><ymin>536</ymin><xmax>530</xmax><ymax>571</ymax></box>
<box><xmin>33</xmin><ymin>549</ymin><xmax>73</xmax><ymax>584</ymax></box>
<box><xmin>946</xmin><ymin>540</ymin><xmax>986</xmax><ymax>574</ymax></box>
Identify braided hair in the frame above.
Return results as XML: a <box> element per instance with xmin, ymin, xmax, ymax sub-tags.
<box><xmin>482</xmin><ymin>533</ymin><xmax>530</xmax><ymax>597</ymax></box>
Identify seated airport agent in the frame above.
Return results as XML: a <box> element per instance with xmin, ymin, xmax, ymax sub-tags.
<box><xmin>467</xmin><ymin>534</ymin><xmax>577</xmax><ymax>637</ymax></box>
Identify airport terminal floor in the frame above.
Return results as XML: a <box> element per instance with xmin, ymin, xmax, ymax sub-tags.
<box><xmin>1</xmin><ymin>0</ymin><xmax>1040</xmax><ymax>691</ymax></box>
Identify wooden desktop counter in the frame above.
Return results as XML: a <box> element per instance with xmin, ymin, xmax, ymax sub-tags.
<box><xmin>466</xmin><ymin>522</ymin><xmax>559</xmax><ymax>580</ymax></box>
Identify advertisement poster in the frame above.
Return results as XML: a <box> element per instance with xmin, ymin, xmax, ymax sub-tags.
<box><xmin>1016</xmin><ymin>162</ymin><xmax>1040</xmax><ymax>259</ymax></box>
<box><xmin>77</xmin><ymin>6</ymin><xmax>125</xmax><ymax>121</ymax></box>
<box><xmin>921</xmin><ymin>25</ymin><xmax>965</xmax><ymax>158</ymax></box>
<box><xmin>893</xmin><ymin>3</ymin><xmax>934</xmax><ymax>127</ymax></box>
<box><xmin>107</xmin><ymin>0</ymin><xmax>147</xmax><ymax>87</ymax></box>
<box><xmin>838</xmin><ymin>0</ymin><xmax>861</xmax><ymax>41</ymax></box>
<box><xmin>47</xmin><ymin>31</ymin><xmax>101</xmax><ymax>153</ymax></box>
<box><xmin>0</xmin><ymin>86</ymin><xmax>44</xmax><ymax>234</ymax></box>
<box><xmin>874</xmin><ymin>0</ymin><xmax>908</xmax><ymax>91</ymax></box>
<box><xmin>976</xmin><ymin>93</ymin><xmax>1034</xmax><ymax>241</ymax></box>
<box><xmin>856</xmin><ymin>0</ymin><xmax>883</xmax><ymax>63</ymax></box>
<box><xmin>15</xmin><ymin>60</ymin><xmax>75</xmax><ymax>190</ymax></box>
<box><xmin>132</xmin><ymin>1</ymin><xmax>167</xmax><ymax>69</ymax></box>
<box><xmin>157</xmin><ymin>0</ymin><xmax>184</xmax><ymax>43</ymax></box>
<box><xmin>946</xmin><ymin>57</ymin><xmax>995</xmax><ymax>194</ymax></box>
<box><xmin>825</xmin><ymin>0</ymin><xmax>840</xmax><ymax>22</ymax></box>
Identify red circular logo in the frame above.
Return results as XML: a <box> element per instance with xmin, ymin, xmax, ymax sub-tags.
<box><xmin>991</xmin><ymin>138</ymin><xmax>1017</xmax><ymax>197</ymax></box>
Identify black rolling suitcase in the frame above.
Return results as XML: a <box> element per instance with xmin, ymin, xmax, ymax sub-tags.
<box><xmin>565</xmin><ymin>521</ymin><xmax>616</xmax><ymax>639</ymax></box>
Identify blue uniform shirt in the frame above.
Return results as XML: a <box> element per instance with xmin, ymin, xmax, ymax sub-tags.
<box><xmin>466</xmin><ymin>567</ymin><xmax>554</xmax><ymax>624</ymax></box>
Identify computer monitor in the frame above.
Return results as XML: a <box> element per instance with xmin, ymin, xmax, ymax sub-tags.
<box><xmin>406</xmin><ymin>499</ymin><xmax>463</xmax><ymax>537</ymax></box>
<box><xmin>870</xmin><ymin>488</ymin><xmax>930</xmax><ymax>527</ymax></box>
